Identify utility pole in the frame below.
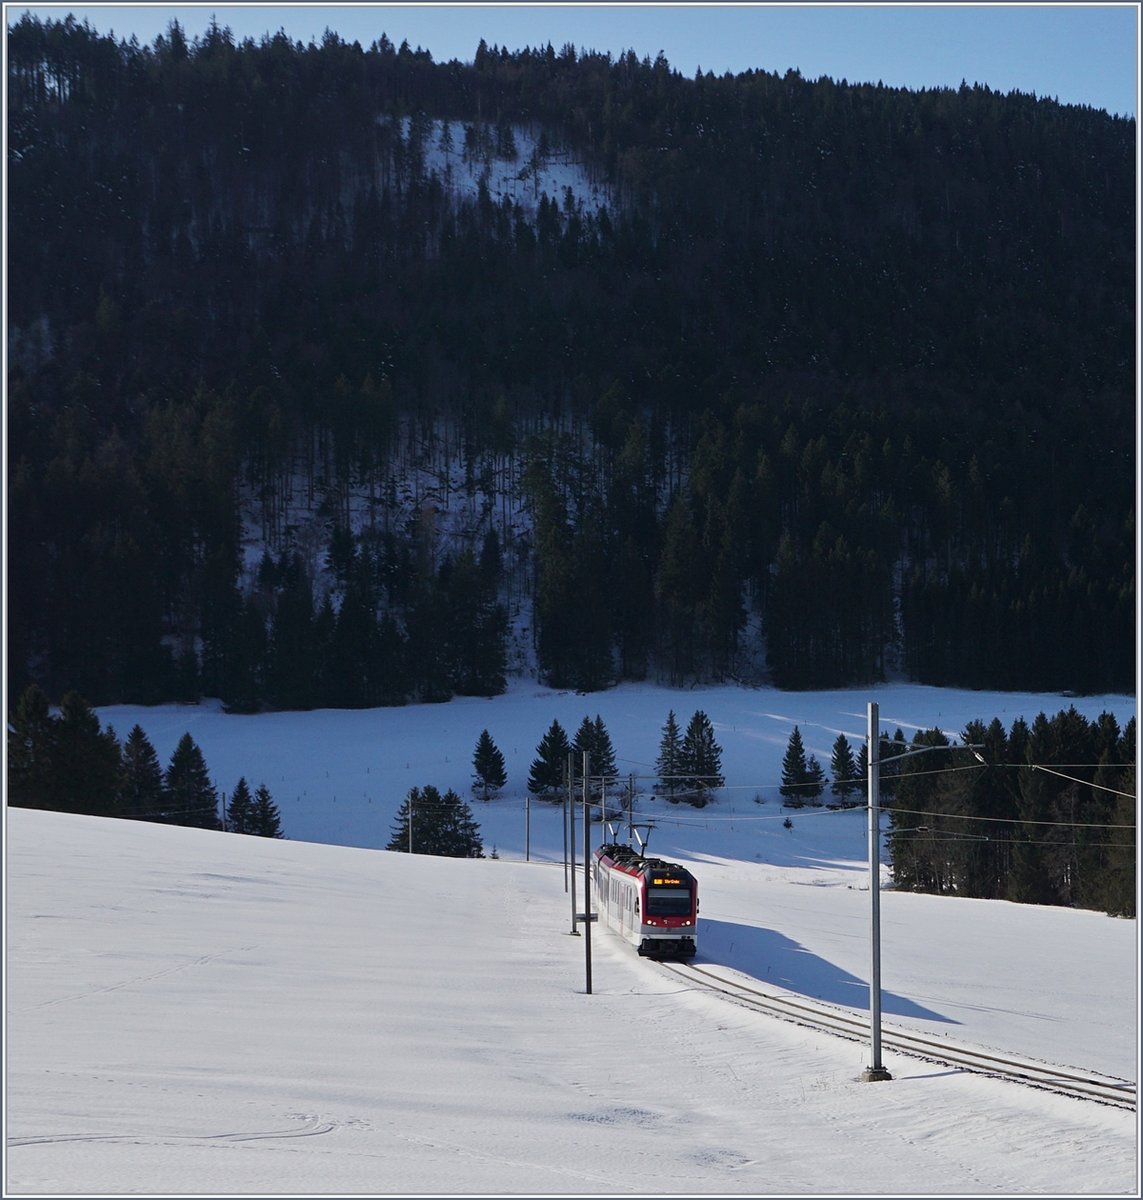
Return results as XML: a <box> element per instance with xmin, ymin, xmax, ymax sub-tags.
<box><xmin>525</xmin><ymin>792</ymin><xmax>530</xmax><ymax>862</ymax></box>
<box><xmin>860</xmin><ymin>708</ymin><xmax>983</xmax><ymax>1083</ymax></box>
<box><xmin>568</xmin><ymin>752</ymin><xmax>578</xmax><ymax>936</ymax></box>
<box><xmin>862</xmin><ymin>701</ymin><xmax>892</xmax><ymax>1081</ymax></box>
<box><xmin>582</xmin><ymin>749</ymin><xmax>592</xmax><ymax>994</ymax></box>
<box><xmin>409</xmin><ymin>793</ymin><xmax>414</xmax><ymax>856</ymax></box>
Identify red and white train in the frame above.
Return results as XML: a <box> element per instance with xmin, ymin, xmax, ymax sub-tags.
<box><xmin>593</xmin><ymin>843</ymin><xmax>699</xmax><ymax>960</ymax></box>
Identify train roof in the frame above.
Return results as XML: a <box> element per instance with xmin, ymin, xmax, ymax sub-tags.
<box><xmin>596</xmin><ymin>843</ymin><xmax>694</xmax><ymax>879</ymax></box>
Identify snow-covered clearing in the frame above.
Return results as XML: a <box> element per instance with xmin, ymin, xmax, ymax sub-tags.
<box><xmin>5</xmin><ymin>681</ymin><xmax>1139</xmax><ymax>1195</ymax></box>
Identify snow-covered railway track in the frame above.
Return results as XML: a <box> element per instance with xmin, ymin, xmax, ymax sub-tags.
<box><xmin>659</xmin><ymin>961</ymin><xmax>1137</xmax><ymax>1112</ymax></box>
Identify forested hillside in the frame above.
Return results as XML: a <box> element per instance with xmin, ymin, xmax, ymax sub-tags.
<box><xmin>6</xmin><ymin>15</ymin><xmax>1135</xmax><ymax>710</ymax></box>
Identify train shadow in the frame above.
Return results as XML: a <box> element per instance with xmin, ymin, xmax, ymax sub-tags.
<box><xmin>697</xmin><ymin>918</ymin><xmax>956</xmax><ymax>1025</ymax></box>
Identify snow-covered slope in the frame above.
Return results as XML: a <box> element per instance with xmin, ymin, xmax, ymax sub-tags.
<box><xmin>5</xmin><ymin>804</ymin><xmax>1137</xmax><ymax>1195</ymax></box>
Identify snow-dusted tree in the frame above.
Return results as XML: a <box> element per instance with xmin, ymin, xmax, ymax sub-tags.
<box><xmin>472</xmin><ymin>729</ymin><xmax>507</xmax><ymax>800</ymax></box>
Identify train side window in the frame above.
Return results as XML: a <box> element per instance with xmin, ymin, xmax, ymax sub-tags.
<box><xmin>634</xmin><ymin>897</ymin><xmax>639</xmax><ymax>915</ymax></box>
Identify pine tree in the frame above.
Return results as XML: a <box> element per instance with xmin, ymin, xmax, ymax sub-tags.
<box><xmin>1009</xmin><ymin>714</ymin><xmax>1062</xmax><ymax>905</ymax></box>
<box><xmin>252</xmin><ymin>783</ymin><xmax>283</xmax><ymax>838</ymax></box>
<box><xmin>1102</xmin><ymin>783</ymin><xmax>1136</xmax><ymax>918</ymax></box>
<box><xmin>164</xmin><ymin>732</ymin><xmax>220</xmax><ymax>829</ymax></box>
<box><xmin>681</xmin><ymin>709</ymin><xmax>724</xmax><ymax>805</ymax></box>
<box><xmin>388</xmin><ymin>790</ymin><xmax>417</xmax><ymax>853</ymax></box>
<box><xmin>121</xmin><ymin>724</ymin><xmax>165</xmax><ymax>820</ymax></box>
<box><xmin>591</xmin><ymin>715</ymin><xmax>617</xmax><ymax>782</ymax></box>
<box><xmin>445</xmin><ymin>550</ymin><xmax>507</xmax><ymax>697</ymax></box>
<box><xmin>570</xmin><ymin>714</ymin><xmax>617</xmax><ymax>795</ymax></box>
<box><xmin>780</xmin><ymin>726</ymin><xmax>810</xmax><ymax>807</ymax></box>
<box><xmin>527</xmin><ymin>718</ymin><xmax>570</xmax><ymax>797</ymax></box>
<box><xmin>387</xmin><ymin>785</ymin><xmax>482</xmax><ymax>857</ymax></box>
<box><xmin>265</xmin><ymin>557</ymin><xmax>318</xmax><ymax>710</ymax></box>
<box><xmin>829</xmin><ymin>734</ymin><xmax>861</xmax><ymax>806</ymax></box>
<box><xmin>804</xmin><ymin>755</ymin><xmax>826</xmax><ymax>806</ymax></box>
<box><xmin>226</xmin><ymin>776</ymin><xmax>255</xmax><ymax>833</ymax></box>
<box><xmin>7</xmin><ymin>683</ymin><xmax>57</xmax><ymax>810</ymax></box>
<box><xmin>655</xmin><ymin>494</ymin><xmax>703</xmax><ymax>683</ymax></box>
<box><xmin>54</xmin><ymin>692</ymin><xmax>121</xmax><ymax>817</ymax></box>
<box><xmin>656</xmin><ymin>709</ymin><xmax>683</xmax><ymax>801</ymax></box>
<box><xmin>472</xmin><ymin>729</ymin><xmax>507</xmax><ymax>800</ymax></box>
<box><xmin>571</xmin><ymin>715</ymin><xmax>595</xmax><ymax>790</ymax></box>
<box><xmin>221</xmin><ymin>596</ymin><xmax>268</xmax><ymax>714</ymax></box>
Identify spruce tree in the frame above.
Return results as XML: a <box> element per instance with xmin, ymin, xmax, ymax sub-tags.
<box><xmin>829</xmin><ymin>733</ymin><xmax>861</xmax><ymax>806</ymax></box>
<box><xmin>7</xmin><ymin>683</ymin><xmax>57</xmax><ymax>810</ymax></box>
<box><xmin>387</xmin><ymin>790</ymin><xmax>418</xmax><ymax>853</ymax></box>
<box><xmin>681</xmin><ymin>709</ymin><xmax>724</xmax><ymax>805</ymax></box>
<box><xmin>1103</xmin><ymin>784</ymin><xmax>1136</xmax><ymax>918</ymax></box>
<box><xmin>571</xmin><ymin>715</ymin><xmax>595</xmax><ymax>790</ymax></box>
<box><xmin>164</xmin><ymin>732</ymin><xmax>220</xmax><ymax>828</ymax></box>
<box><xmin>445</xmin><ymin>550</ymin><xmax>507</xmax><ymax>697</ymax></box>
<box><xmin>265</xmin><ymin>558</ymin><xmax>318</xmax><ymax>710</ymax></box>
<box><xmin>656</xmin><ymin>709</ymin><xmax>683</xmax><ymax>801</ymax></box>
<box><xmin>252</xmin><ymin>783</ymin><xmax>283</xmax><ymax>838</ymax></box>
<box><xmin>780</xmin><ymin>726</ymin><xmax>810</xmax><ymax>807</ymax></box>
<box><xmin>804</xmin><ymin>755</ymin><xmax>826</xmax><ymax>807</ymax></box>
<box><xmin>223</xmin><ymin>596</ymin><xmax>268</xmax><ymax>714</ymax></box>
<box><xmin>54</xmin><ymin>692</ymin><xmax>121</xmax><ymax>817</ymax></box>
<box><xmin>527</xmin><ymin>719</ymin><xmax>570</xmax><ymax>797</ymax></box>
<box><xmin>570</xmin><ymin>714</ymin><xmax>618</xmax><ymax>796</ymax></box>
<box><xmin>591</xmin><ymin>715</ymin><xmax>617</xmax><ymax>781</ymax></box>
<box><xmin>440</xmin><ymin>787</ymin><xmax>483</xmax><ymax>858</ymax></box>
<box><xmin>472</xmin><ymin>729</ymin><xmax>507</xmax><ymax>800</ymax></box>
<box><xmin>226</xmin><ymin>776</ymin><xmax>255</xmax><ymax>833</ymax></box>
<box><xmin>121</xmin><ymin>724</ymin><xmax>165</xmax><ymax>820</ymax></box>
<box><xmin>387</xmin><ymin>785</ymin><xmax>482</xmax><ymax>857</ymax></box>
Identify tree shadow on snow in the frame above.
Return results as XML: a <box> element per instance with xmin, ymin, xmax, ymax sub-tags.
<box><xmin>697</xmin><ymin>918</ymin><xmax>957</xmax><ymax>1025</ymax></box>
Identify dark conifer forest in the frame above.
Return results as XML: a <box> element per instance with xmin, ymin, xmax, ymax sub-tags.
<box><xmin>6</xmin><ymin>16</ymin><xmax>1136</xmax><ymax>710</ymax></box>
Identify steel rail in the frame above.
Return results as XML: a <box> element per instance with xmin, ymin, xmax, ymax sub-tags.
<box><xmin>659</xmin><ymin>961</ymin><xmax>1136</xmax><ymax>1111</ymax></box>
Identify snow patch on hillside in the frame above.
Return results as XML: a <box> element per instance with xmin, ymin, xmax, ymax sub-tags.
<box><xmin>397</xmin><ymin>115</ymin><xmax>616</xmax><ymax>216</ymax></box>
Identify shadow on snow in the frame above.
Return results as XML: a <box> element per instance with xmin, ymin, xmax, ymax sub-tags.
<box><xmin>697</xmin><ymin>918</ymin><xmax>957</xmax><ymax>1025</ymax></box>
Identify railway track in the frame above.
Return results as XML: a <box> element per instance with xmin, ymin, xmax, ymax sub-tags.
<box><xmin>659</xmin><ymin>960</ymin><xmax>1137</xmax><ymax>1112</ymax></box>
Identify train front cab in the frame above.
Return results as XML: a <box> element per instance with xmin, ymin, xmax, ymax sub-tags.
<box><xmin>638</xmin><ymin>865</ymin><xmax>698</xmax><ymax>960</ymax></box>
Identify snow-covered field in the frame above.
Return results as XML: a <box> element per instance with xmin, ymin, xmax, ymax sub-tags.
<box><xmin>5</xmin><ymin>681</ymin><xmax>1139</xmax><ymax>1194</ymax></box>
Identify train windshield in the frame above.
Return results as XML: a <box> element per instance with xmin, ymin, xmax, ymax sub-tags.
<box><xmin>645</xmin><ymin>885</ymin><xmax>693</xmax><ymax>916</ymax></box>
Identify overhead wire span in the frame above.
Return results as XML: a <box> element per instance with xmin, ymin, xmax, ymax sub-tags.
<box><xmin>886</xmin><ymin>804</ymin><xmax>1136</xmax><ymax>830</ymax></box>
<box><xmin>1028</xmin><ymin>763</ymin><xmax>1137</xmax><ymax>798</ymax></box>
